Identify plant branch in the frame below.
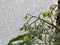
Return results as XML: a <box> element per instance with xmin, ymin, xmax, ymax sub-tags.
<box><xmin>26</xmin><ymin>13</ymin><xmax>60</xmax><ymax>32</ymax></box>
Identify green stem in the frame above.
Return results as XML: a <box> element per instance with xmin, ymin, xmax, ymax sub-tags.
<box><xmin>30</xmin><ymin>18</ymin><xmax>38</xmax><ymax>25</ymax></box>
<box><xmin>26</xmin><ymin>16</ymin><xmax>33</xmax><ymax>24</ymax></box>
<box><xmin>26</xmin><ymin>14</ymin><xmax>60</xmax><ymax>31</ymax></box>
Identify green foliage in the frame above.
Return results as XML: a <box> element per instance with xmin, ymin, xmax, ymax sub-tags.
<box><xmin>7</xmin><ymin>5</ymin><xmax>60</xmax><ymax>45</ymax></box>
<box><xmin>7</xmin><ymin>35</ymin><xmax>24</xmax><ymax>45</ymax></box>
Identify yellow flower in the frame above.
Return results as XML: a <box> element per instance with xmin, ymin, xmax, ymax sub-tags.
<box><xmin>26</xmin><ymin>29</ymin><xmax>29</xmax><ymax>32</ymax></box>
<box><xmin>34</xmin><ymin>35</ymin><xmax>39</xmax><ymax>39</ymax></box>
<box><xmin>26</xmin><ymin>27</ymin><xmax>29</xmax><ymax>32</ymax></box>
<box><xmin>46</xmin><ymin>10</ymin><xmax>52</xmax><ymax>18</ymax></box>
<box><xmin>25</xmin><ymin>27</ymin><xmax>30</xmax><ymax>32</ymax></box>
<box><xmin>23</xmin><ymin>35</ymin><xmax>29</xmax><ymax>41</ymax></box>
<box><xmin>22</xmin><ymin>15</ymin><xmax>29</xmax><ymax>20</ymax></box>
<box><xmin>40</xmin><ymin>21</ymin><xmax>45</xmax><ymax>26</ymax></box>
<box><xmin>42</xmin><ymin>11</ymin><xmax>47</xmax><ymax>18</ymax></box>
<box><xmin>42</xmin><ymin>10</ymin><xmax>52</xmax><ymax>18</ymax></box>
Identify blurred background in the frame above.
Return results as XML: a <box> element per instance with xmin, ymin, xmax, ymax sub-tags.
<box><xmin>0</xmin><ymin>0</ymin><xmax>57</xmax><ymax>45</ymax></box>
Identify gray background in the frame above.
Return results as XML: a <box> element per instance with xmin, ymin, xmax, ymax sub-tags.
<box><xmin>0</xmin><ymin>0</ymin><xmax>57</xmax><ymax>45</ymax></box>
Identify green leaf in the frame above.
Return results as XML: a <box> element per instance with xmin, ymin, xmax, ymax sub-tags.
<box><xmin>7</xmin><ymin>35</ymin><xmax>24</xmax><ymax>45</ymax></box>
<box><xmin>25</xmin><ymin>41</ymin><xmax>34</xmax><ymax>45</ymax></box>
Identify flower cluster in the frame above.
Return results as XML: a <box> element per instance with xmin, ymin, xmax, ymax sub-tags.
<box><xmin>42</xmin><ymin>10</ymin><xmax>53</xmax><ymax>18</ymax></box>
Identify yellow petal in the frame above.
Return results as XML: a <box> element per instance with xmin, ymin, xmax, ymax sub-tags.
<box><xmin>22</xmin><ymin>15</ymin><xmax>29</xmax><ymax>20</ymax></box>
<box><xmin>42</xmin><ymin>12</ymin><xmax>47</xmax><ymax>18</ymax></box>
<box><xmin>23</xmin><ymin>35</ymin><xmax>29</xmax><ymax>41</ymax></box>
<box><xmin>40</xmin><ymin>21</ymin><xmax>45</xmax><ymax>26</ymax></box>
<box><xmin>25</xmin><ymin>27</ymin><xmax>30</xmax><ymax>32</ymax></box>
<box><xmin>47</xmin><ymin>10</ymin><xmax>52</xmax><ymax>18</ymax></box>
